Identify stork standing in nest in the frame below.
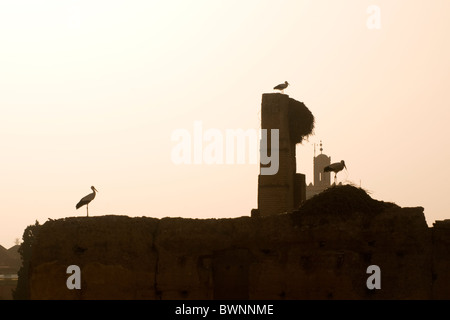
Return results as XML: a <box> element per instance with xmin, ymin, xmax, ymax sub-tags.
<box><xmin>324</xmin><ymin>160</ymin><xmax>347</xmax><ymax>184</ymax></box>
<box><xmin>76</xmin><ymin>186</ymin><xmax>98</xmax><ymax>217</ymax></box>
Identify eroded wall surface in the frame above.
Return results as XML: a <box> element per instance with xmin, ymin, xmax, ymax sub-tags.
<box><xmin>25</xmin><ymin>205</ymin><xmax>450</xmax><ymax>300</ymax></box>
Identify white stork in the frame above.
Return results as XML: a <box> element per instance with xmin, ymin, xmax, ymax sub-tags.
<box><xmin>324</xmin><ymin>160</ymin><xmax>347</xmax><ymax>184</ymax></box>
<box><xmin>76</xmin><ymin>186</ymin><xmax>98</xmax><ymax>217</ymax></box>
<box><xmin>273</xmin><ymin>81</ymin><xmax>289</xmax><ymax>93</ymax></box>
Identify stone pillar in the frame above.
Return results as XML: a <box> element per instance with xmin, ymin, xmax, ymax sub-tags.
<box><xmin>257</xmin><ymin>93</ymin><xmax>312</xmax><ymax>216</ymax></box>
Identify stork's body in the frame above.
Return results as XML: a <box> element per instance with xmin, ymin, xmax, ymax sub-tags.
<box><xmin>324</xmin><ymin>160</ymin><xmax>347</xmax><ymax>184</ymax></box>
<box><xmin>76</xmin><ymin>186</ymin><xmax>98</xmax><ymax>217</ymax></box>
<box><xmin>273</xmin><ymin>81</ymin><xmax>289</xmax><ymax>93</ymax></box>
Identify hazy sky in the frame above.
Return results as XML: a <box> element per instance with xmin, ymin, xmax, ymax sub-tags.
<box><xmin>1</xmin><ymin>0</ymin><xmax>449</xmax><ymax>248</ymax></box>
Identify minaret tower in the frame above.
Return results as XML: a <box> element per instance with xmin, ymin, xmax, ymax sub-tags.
<box><xmin>313</xmin><ymin>141</ymin><xmax>331</xmax><ymax>187</ymax></box>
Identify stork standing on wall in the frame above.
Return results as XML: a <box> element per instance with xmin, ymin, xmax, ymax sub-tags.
<box><xmin>324</xmin><ymin>160</ymin><xmax>347</xmax><ymax>184</ymax></box>
<box><xmin>76</xmin><ymin>186</ymin><xmax>98</xmax><ymax>217</ymax></box>
<box><xmin>273</xmin><ymin>81</ymin><xmax>289</xmax><ymax>93</ymax></box>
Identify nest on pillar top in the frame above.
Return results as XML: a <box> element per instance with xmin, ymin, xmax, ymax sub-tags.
<box><xmin>288</xmin><ymin>98</ymin><xmax>315</xmax><ymax>144</ymax></box>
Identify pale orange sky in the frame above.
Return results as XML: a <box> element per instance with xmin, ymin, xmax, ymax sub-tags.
<box><xmin>1</xmin><ymin>1</ymin><xmax>449</xmax><ymax>247</ymax></box>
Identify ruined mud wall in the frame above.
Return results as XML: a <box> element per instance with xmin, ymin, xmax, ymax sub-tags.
<box><xmin>24</xmin><ymin>203</ymin><xmax>450</xmax><ymax>300</ymax></box>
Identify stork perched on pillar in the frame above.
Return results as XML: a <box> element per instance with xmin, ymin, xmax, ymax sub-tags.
<box><xmin>76</xmin><ymin>186</ymin><xmax>98</xmax><ymax>217</ymax></box>
<box><xmin>324</xmin><ymin>160</ymin><xmax>347</xmax><ymax>184</ymax></box>
<box><xmin>273</xmin><ymin>81</ymin><xmax>289</xmax><ymax>93</ymax></box>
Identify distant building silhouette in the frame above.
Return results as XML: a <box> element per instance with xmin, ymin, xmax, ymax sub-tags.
<box><xmin>306</xmin><ymin>141</ymin><xmax>332</xmax><ymax>199</ymax></box>
<box><xmin>0</xmin><ymin>245</ymin><xmax>20</xmax><ymax>300</ymax></box>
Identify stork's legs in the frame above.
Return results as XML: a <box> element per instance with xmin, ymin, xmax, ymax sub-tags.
<box><xmin>87</xmin><ymin>204</ymin><xmax>89</xmax><ymax>217</ymax></box>
<box><xmin>334</xmin><ymin>173</ymin><xmax>337</xmax><ymax>185</ymax></box>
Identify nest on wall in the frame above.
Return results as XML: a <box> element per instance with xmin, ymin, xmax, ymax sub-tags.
<box><xmin>288</xmin><ymin>99</ymin><xmax>315</xmax><ymax>144</ymax></box>
<box><xmin>296</xmin><ymin>184</ymin><xmax>397</xmax><ymax>218</ymax></box>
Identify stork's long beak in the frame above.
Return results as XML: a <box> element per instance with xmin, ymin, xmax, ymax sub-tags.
<box><xmin>94</xmin><ymin>187</ymin><xmax>99</xmax><ymax>193</ymax></box>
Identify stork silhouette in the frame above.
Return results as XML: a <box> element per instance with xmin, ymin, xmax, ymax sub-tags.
<box><xmin>76</xmin><ymin>186</ymin><xmax>98</xmax><ymax>217</ymax></box>
<box><xmin>273</xmin><ymin>81</ymin><xmax>289</xmax><ymax>93</ymax></box>
<box><xmin>324</xmin><ymin>160</ymin><xmax>347</xmax><ymax>184</ymax></box>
